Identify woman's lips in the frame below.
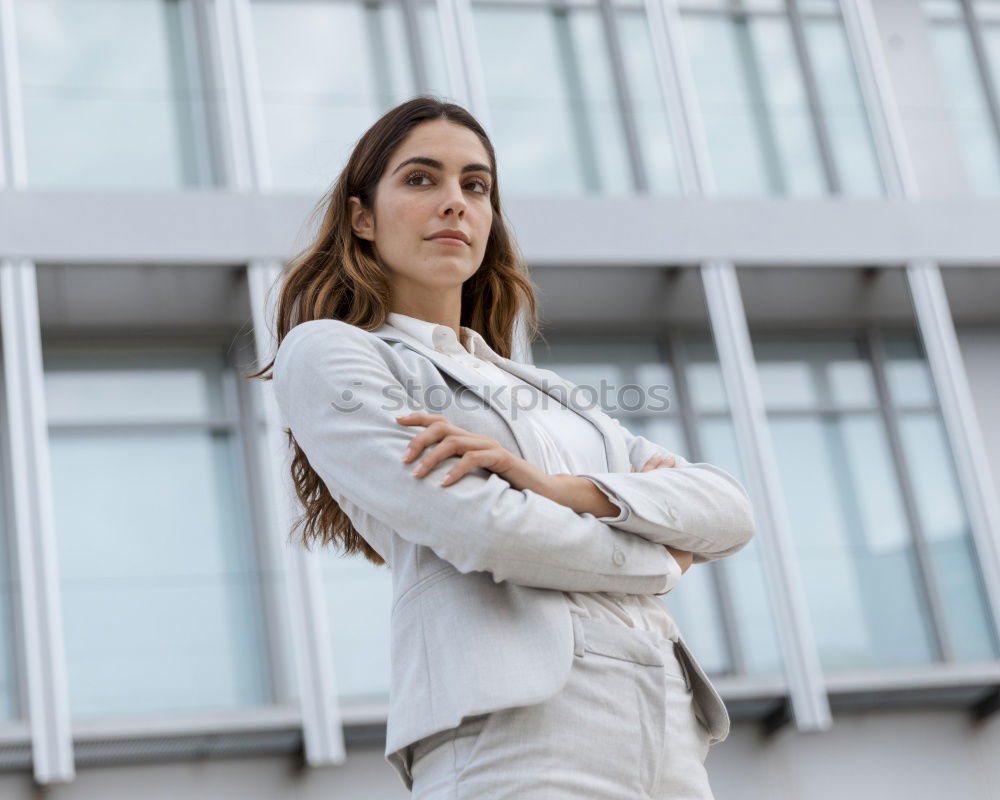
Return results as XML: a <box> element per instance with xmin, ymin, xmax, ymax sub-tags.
<box><xmin>427</xmin><ymin>237</ymin><xmax>468</xmax><ymax>246</ymax></box>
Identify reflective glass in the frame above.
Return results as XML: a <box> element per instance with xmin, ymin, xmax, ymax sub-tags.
<box><xmin>921</xmin><ymin>0</ymin><xmax>1000</xmax><ymax>197</ymax></box>
<box><xmin>0</xmin><ymin>349</ymin><xmax>19</xmax><ymax>722</ymax></box>
<box><xmin>884</xmin><ymin>334</ymin><xmax>999</xmax><ymax>660</ymax></box>
<box><xmin>680</xmin><ymin>4</ymin><xmax>883</xmax><ymax>197</ymax></box>
<box><xmin>250</xmin><ymin>0</ymin><xmax>449</xmax><ymax>192</ymax></box>
<box><xmin>320</xmin><ymin>550</ymin><xmax>393</xmax><ymax>702</ymax></box>
<box><xmin>45</xmin><ymin>349</ymin><xmax>270</xmax><ymax>718</ymax></box>
<box><xmin>472</xmin><ymin>3</ymin><xmax>631</xmax><ymax>194</ymax></box>
<box><xmin>16</xmin><ymin>0</ymin><xmax>213</xmax><ymax>189</ymax></box>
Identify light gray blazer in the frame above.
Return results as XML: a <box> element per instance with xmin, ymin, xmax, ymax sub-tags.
<box><xmin>271</xmin><ymin>318</ymin><xmax>756</xmax><ymax>789</ymax></box>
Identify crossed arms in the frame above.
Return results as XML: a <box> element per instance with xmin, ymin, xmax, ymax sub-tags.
<box><xmin>272</xmin><ymin>319</ymin><xmax>756</xmax><ymax>595</ymax></box>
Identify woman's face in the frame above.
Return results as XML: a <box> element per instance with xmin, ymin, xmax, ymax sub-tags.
<box><xmin>350</xmin><ymin>119</ymin><xmax>494</xmax><ymax>293</ymax></box>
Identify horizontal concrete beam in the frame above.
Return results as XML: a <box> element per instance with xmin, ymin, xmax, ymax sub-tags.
<box><xmin>2</xmin><ymin>191</ymin><xmax>1000</xmax><ymax>267</ymax></box>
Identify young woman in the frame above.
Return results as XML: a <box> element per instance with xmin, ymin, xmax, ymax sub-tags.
<box><xmin>251</xmin><ymin>96</ymin><xmax>755</xmax><ymax>798</ymax></box>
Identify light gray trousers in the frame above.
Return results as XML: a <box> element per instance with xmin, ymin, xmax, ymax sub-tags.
<box><xmin>408</xmin><ymin>612</ymin><xmax>715</xmax><ymax>799</ymax></box>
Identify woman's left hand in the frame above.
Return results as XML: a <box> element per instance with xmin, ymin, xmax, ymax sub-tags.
<box><xmin>396</xmin><ymin>411</ymin><xmax>548</xmax><ymax>492</ymax></box>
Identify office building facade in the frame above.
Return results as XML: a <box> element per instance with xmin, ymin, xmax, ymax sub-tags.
<box><xmin>0</xmin><ymin>0</ymin><xmax>999</xmax><ymax>797</ymax></box>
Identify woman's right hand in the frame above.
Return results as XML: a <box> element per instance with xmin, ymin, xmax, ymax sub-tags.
<box><xmin>633</xmin><ymin>454</ymin><xmax>694</xmax><ymax>574</ymax></box>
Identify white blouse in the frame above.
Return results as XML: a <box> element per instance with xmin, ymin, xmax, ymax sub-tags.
<box><xmin>385</xmin><ymin>312</ymin><xmax>682</xmax><ymax>642</ymax></box>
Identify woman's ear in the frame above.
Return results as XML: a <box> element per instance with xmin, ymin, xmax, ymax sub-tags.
<box><xmin>348</xmin><ymin>196</ymin><xmax>375</xmax><ymax>241</ymax></box>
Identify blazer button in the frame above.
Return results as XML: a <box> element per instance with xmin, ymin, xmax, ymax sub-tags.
<box><xmin>612</xmin><ymin>550</ymin><xmax>625</xmax><ymax>566</ymax></box>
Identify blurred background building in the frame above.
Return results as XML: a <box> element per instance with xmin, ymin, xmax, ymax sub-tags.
<box><xmin>0</xmin><ymin>0</ymin><xmax>999</xmax><ymax>797</ymax></box>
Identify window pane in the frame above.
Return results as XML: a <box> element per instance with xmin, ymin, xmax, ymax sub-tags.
<box><xmin>16</xmin><ymin>0</ymin><xmax>213</xmax><ymax>189</ymax></box>
<box><xmin>250</xmin><ymin>0</ymin><xmax>449</xmax><ymax>192</ymax></box>
<box><xmin>769</xmin><ymin>412</ymin><xmax>936</xmax><ymax>668</ymax></box>
<box><xmin>44</xmin><ymin>350</ymin><xmax>231</xmax><ymax>424</ymax></box>
<box><xmin>751</xmin><ymin>333</ymin><xmax>999</xmax><ymax>670</ymax></box>
<box><xmin>472</xmin><ymin>3</ymin><xmax>630</xmax><ymax>195</ymax></box>
<box><xmin>680</xmin><ymin>4</ymin><xmax>883</xmax><ymax>197</ymax></box>
<box><xmin>616</xmin><ymin>7</ymin><xmax>684</xmax><ymax>195</ymax></box>
<box><xmin>46</xmin><ymin>350</ymin><xmax>270</xmax><ymax>719</ymax></box>
<box><xmin>882</xmin><ymin>328</ymin><xmax>997</xmax><ymax>659</ymax></box>
<box><xmin>803</xmin><ymin>15</ymin><xmax>884</xmax><ymax>197</ymax></box>
<box><xmin>320</xmin><ymin>551</ymin><xmax>393</xmax><ymax>703</ymax></box>
<box><xmin>898</xmin><ymin>412</ymin><xmax>997</xmax><ymax>660</ymax></box>
<box><xmin>0</xmin><ymin>349</ymin><xmax>20</xmax><ymax>722</ymax></box>
<box><xmin>756</xmin><ymin>338</ymin><xmax>878</xmax><ymax>410</ymax></box>
<box><xmin>921</xmin><ymin>0</ymin><xmax>1000</xmax><ymax>197</ymax></box>
<box><xmin>681</xmin><ymin>10</ymin><xmax>825</xmax><ymax>196</ymax></box>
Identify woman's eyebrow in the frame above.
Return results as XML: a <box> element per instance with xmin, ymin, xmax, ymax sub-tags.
<box><xmin>390</xmin><ymin>156</ymin><xmax>492</xmax><ymax>176</ymax></box>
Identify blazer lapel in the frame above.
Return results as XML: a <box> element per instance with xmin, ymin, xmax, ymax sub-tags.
<box><xmin>371</xmin><ymin>323</ymin><xmax>630</xmax><ymax>473</ymax></box>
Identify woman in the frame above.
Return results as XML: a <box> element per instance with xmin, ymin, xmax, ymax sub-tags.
<box><xmin>251</xmin><ymin>96</ymin><xmax>755</xmax><ymax>798</ymax></box>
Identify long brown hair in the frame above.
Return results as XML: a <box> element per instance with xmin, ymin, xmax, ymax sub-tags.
<box><xmin>246</xmin><ymin>96</ymin><xmax>540</xmax><ymax>566</ymax></box>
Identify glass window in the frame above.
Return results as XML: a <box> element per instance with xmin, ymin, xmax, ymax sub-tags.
<box><xmin>754</xmin><ymin>331</ymin><xmax>998</xmax><ymax>671</ymax></box>
<box><xmin>882</xmin><ymin>333</ymin><xmax>998</xmax><ymax>662</ymax></box>
<box><xmin>15</xmin><ymin>0</ymin><xmax>214</xmax><ymax>190</ymax></box>
<box><xmin>534</xmin><ymin>331</ymin><xmax>784</xmax><ymax>678</ymax></box>
<box><xmin>682</xmin><ymin>335</ymin><xmax>784</xmax><ymax>676</ymax></box>
<box><xmin>471</xmin><ymin>0</ymin><xmax>682</xmax><ymax>195</ymax></box>
<box><xmin>0</xmin><ymin>343</ymin><xmax>20</xmax><ymax>723</ymax></box>
<box><xmin>44</xmin><ymin>346</ymin><xmax>272</xmax><ymax>719</ymax></box>
<box><xmin>249</xmin><ymin>0</ymin><xmax>450</xmax><ymax>192</ymax></box>
<box><xmin>920</xmin><ymin>0</ymin><xmax>1000</xmax><ymax>197</ymax></box>
<box><xmin>319</xmin><ymin>549</ymin><xmax>393</xmax><ymax>704</ymax></box>
<box><xmin>679</xmin><ymin>0</ymin><xmax>883</xmax><ymax>197</ymax></box>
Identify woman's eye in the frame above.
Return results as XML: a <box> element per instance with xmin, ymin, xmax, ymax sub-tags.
<box><xmin>405</xmin><ymin>171</ymin><xmax>489</xmax><ymax>193</ymax></box>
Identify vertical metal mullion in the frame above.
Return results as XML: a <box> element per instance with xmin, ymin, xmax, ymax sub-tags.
<box><xmin>863</xmin><ymin>326</ymin><xmax>953</xmax><ymax>662</ymax></box>
<box><xmin>247</xmin><ymin>261</ymin><xmax>346</xmax><ymax>768</ymax></box>
<box><xmin>906</xmin><ymin>260</ymin><xmax>1000</xmax><ymax>654</ymax></box>
<box><xmin>598</xmin><ymin>0</ymin><xmax>648</xmax><ymax>192</ymax></box>
<box><xmin>959</xmin><ymin>0</ymin><xmax>1000</xmax><ymax>165</ymax></box>
<box><xmin>401</xmin><ymin>0</ymin><xmax>430</xmax><ymax>94</ymax></box>
<box><xmin>647</xmin><ymin>0</ymin><xmax>713</xmax><ymax>194</ymax></box>
<box><xmin>212</xmin><ymin>0</ymin><xmax>265</xmax><ymax>190</ymax></box>
<box><xmin>0</xmin><ymin>259</ymin><xmax>74</xmax><ymax>784</ymax></box>
<box><xmin>0</xmin><ymin>0</ymin><xmax>27</xmax><ymax>188</ymax></box>
<box><xmin>701</xmin><ymin>260</ymin><xmax>832</xmax><ymax>732</ymax></box>
<box><xmin>785</xmin><ymin>0</ymin><xmax>841</xmax><ymax>194</ymax></box>
<box><xmin>667</xmin><ymin>328</ymin><xmax>746</xmax><ymax>677</ymax></box>
<box><xmin>837</xmin><ymin>0</ymin><xmax>917</xmax><ymax>199</ymax></box>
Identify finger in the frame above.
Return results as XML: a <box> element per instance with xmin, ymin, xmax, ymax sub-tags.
<box><xmin>439</xmin><ymin>450</ymin><xmax>497</xmax><ymax>486</ymax></box>
<box><xmin>395</xmin><ymin>411</ymin><xmax>447</xmax><ymax>426</ymax></box>
<box><xmin>410</xmin><ymin>434</ymin><xmax>479</xmax><ymax>477</ymax></box>
<box><xmin>640</xmin><ymin>454</ymin><xmax>664</xmax><ymax>472</ymax></box>
<box><xmin>400</xmin><ymin>419</ymin><xmax>456</xmax><ymax>463</ymax></box>
<box><xmin>658</xmin><ymin>453</ymin><xmax>677</xmax><ymax>468</ymax></box>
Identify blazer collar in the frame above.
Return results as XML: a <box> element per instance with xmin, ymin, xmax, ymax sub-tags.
<box><xmin>370</xmin><ymin>320</ymin><xmax>628</xmax><ymax>473</ymax></box>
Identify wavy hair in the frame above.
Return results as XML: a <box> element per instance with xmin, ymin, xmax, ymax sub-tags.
<box><xmin>246</xmin><ymin>96</ymin><xmax>540</xmax><ymax>566</ymax></box>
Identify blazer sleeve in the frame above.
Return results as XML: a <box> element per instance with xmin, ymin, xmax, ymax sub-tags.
<box><xmin>576</xmin><ymin>415</ymin><xmax>756</xmax><ymax>565</ymax></box>
<box><xmin>271</xmin><ymin>319</ymin><xmax>679</xmax><ymax>594</ymax></box>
